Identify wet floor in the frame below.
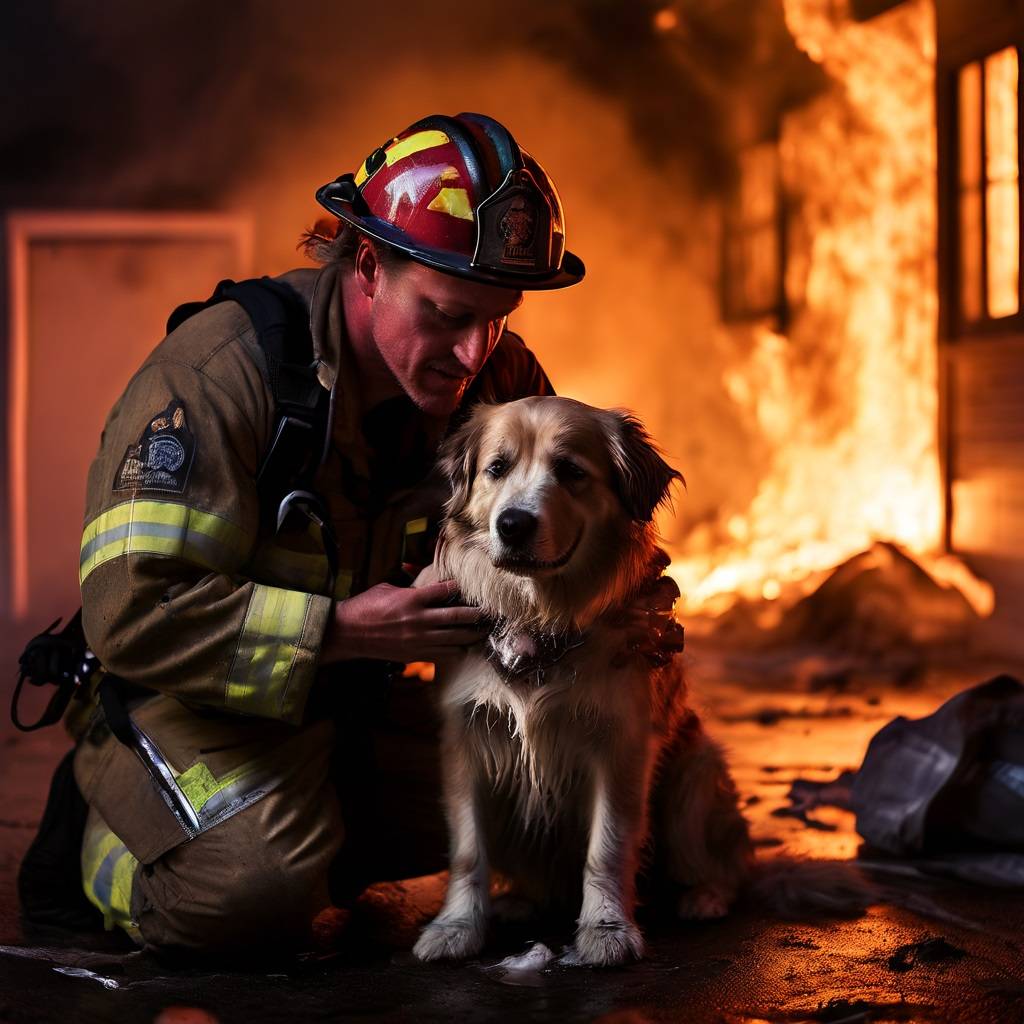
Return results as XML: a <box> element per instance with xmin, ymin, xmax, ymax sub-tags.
<box><xmin>2</xmin><ymin>650</ymin><xmax>1023</xmax><ymax>1023</ymax></box>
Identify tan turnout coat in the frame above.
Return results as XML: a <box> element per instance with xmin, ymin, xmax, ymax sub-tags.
<box><xmin>71</xmin><ymin>263</ymin><xmax>550</xmax><ymax>951</ymax></box>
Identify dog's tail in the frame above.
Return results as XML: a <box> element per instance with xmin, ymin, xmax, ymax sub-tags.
<box><xmin>747</xmin><ymin>857</ymin><xmax>876</xmax><ymax>919</ymax></box>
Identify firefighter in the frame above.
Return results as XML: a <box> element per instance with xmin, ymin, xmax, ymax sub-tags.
<box><xmin>20</xmin><ymin>113</ymin><xmax>676</xmax><ymax>955</ymax></box>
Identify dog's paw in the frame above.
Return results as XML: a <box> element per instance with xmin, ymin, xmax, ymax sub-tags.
<box><xmin>413</xmin><ymin>917</ymin><xmax>486</xmax><ymax>962</ymax></box>
<box><xmin>573</xmin><ymin>919</ymin><xmax>644</xmax><ymax>966</ymax></box>
<box><xmin>676</xmin><ymin>885</ymin><xmax>733</xmax><ymax>920</ymax></box>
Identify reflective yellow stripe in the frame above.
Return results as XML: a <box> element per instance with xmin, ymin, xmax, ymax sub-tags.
<box><xmin>247</xmin><ymin>542</ymin><xmax>353</xmax><ymax>599</ymax></box>
<box><xmin>405</xmin><ymin>517</ymin><xmax>428</xmax><ymax>536</ymax></box>
<box><xmin>175</xmin><ymin>760</ymin><xmax>238</xmax><ymax>813</ymax></box>
<box><xmin>79</xmin><ymin>500</ymin><xmax>248</xmax><ymax>584</ymax></box>
<box><xmin>247</xmin><ymin>542</ymin><xmax>330</xmax><ymax>592</ymax></box>
<box><xmin>225</xmin><ymin>584</ymin><xmax>312</xmax><ymax>718</ymax></box>
<box><xmin>427</xmin><ymin>187</ymin><xmax>474</xmax><ymax>222</ymax></box>
<box><xmin>109</xmin><ymin>847</ymin><xmax>138</xmax><ymax>931</ymax></box>
<box><xmin>174</xmin><ymin>750</ymin><xmax>291</xmax><ymax>829</ymax></box>
<box><xmin>402</xmin><ymin>516</ymin><xmax>431</xmax><ymax>568</ymax></box>
<box><xmin>81</xmin><ymin>812</ymin><xmax>140</xmax><ymax>939</ymax></box>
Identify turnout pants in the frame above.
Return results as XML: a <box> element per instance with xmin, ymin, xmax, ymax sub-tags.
<box><xmin>73</xmin><ymin>677</ymin><xmax>446</xmax><ymax>953</ymax></box>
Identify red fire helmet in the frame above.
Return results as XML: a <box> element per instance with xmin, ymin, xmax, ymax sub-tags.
<box><xmin>315</xmin><ymin>113</ymin><xmax>585</xmax><ymax>290</ymax></box>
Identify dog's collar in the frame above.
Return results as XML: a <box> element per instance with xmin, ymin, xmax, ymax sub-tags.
<box><xmin>484</xmin><ymin>619</ymin><xmax>586</xmax><ymax>684</ymax></box>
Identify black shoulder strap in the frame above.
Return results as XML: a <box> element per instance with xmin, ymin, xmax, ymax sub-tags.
<box><xmin>167</xmin><ymin>277</ymin><xmax>332</xmax><ymax>512</ymax></box>
<box><xmin>169</xmin><ymin>277</ymin><xmax>339</xmax><ymax>589</ymax></box>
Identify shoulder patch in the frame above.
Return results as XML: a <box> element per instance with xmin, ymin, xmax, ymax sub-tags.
<box><xmin>114</xmin><ymin>400</ymin><xmax>196</xmax><ymax>494</ymax></box>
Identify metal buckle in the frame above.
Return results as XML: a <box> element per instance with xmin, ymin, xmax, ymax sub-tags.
<box><xmin>276</xmin><ymin>489</ymin><xmax>340</xmax><ymax>597</ymax></box>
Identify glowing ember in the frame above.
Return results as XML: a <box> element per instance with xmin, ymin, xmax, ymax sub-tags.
<box><xmin>653</xmin><ymin>8</ymin><xmax>680</xmax><ymax>34</ymax></box>
<box><xmin>662</xmin><ymin>0</ymin><xmax>995</xmax><ymax>621</ymax></box>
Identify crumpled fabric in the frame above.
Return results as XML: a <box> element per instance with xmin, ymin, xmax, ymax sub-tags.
<box><xmin>851</xmin><ymin>674</ymin><xmax>1024</xmax><ymax>886</ymax></box>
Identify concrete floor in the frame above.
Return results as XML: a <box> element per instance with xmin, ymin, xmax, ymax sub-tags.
<box><xmin>1</xmin><ymin>648</ymin><xmax>1023</xmax><ymax>1024</ymax></box>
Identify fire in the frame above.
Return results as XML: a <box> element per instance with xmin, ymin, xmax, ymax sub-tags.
<box><xmin>664</xmin><ymin>0</ymin><xmax>991</xmax><ymax>620</ymax></box>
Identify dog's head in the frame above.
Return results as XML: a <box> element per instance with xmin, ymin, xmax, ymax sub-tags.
<box><xmin>438</xmin><ymin>397</ymin><xmax>682</xmax><ymax>628</ymax></box>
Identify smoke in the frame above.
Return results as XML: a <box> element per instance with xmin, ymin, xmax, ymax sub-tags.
<box><xmin>1</xmin><ymin>1</ymin><xmax>819</xmax><ymax>202</ymax></box>
<box><xmin>0</xmin><ymin>0</ymin><xmax>833</xmax><ymax>547</ymax></box>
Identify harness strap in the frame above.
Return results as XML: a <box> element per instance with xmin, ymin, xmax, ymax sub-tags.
<box><xmin>168</xmin><ymin>277</ymin><xmax>333</xmax><ymax>514</ymax></box>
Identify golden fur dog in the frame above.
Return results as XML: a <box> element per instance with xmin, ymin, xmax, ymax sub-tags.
<box><xmin>412</xmin><ymin>396</ymin><xmax>753</xmax><ymax>966</ymax></box>
<box><xmin>413</xmin><ymin>397</ymin><xmax>866</xmax><ymax>966</ymax></box>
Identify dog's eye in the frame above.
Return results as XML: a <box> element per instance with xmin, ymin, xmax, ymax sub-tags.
<box><xmin>554</xmin><ymin>458</ymin><xmax>586</xmax><ymax>484</ymax></box>
<box><xmin>485</xmin><ymin>457</ymin><xmax>508</xmax><ymax>479</ymax></box>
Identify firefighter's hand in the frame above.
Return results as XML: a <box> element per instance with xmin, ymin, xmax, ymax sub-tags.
<box><xmin>320</xmin><ymin>581</ymin><xmax>486</xmax><ymax>665</ymax></box>
<box><xmin>610</xmin><ymin>573</ymin><xmax>685</xmax><ymax>669</ymax></box>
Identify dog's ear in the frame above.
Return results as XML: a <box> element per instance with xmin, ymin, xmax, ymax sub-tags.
<box><xmin>606</xmin><ymin>411</ymin><xmax>684</xmax><ymax>522</ymax></box>
<box><xmin>439</xmin><ymin>409</ymin><xmax>489</xmax><ymax>512</ymax></box>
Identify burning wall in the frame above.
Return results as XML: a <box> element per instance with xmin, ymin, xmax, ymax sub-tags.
<box><xmin>667</xmin><ymin>0</ymin><xmax>950</xmax><ymax>617</ymax></box>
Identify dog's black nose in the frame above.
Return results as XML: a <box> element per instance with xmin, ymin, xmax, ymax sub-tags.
<box><xmin>496</xmin><ymin>508</ymin><xmax>538</xmax><ymax>546</ymax></box>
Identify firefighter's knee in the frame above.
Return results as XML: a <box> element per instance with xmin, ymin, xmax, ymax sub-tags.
<box><xmin>75</xmin><ymin>697</ymin><xmax>341</xmax><ymax>954</ymax></box>
<box><xmin>134</xmin><ymin>789</ymin><xmax>344</xmax><ymax>954</ymax></box>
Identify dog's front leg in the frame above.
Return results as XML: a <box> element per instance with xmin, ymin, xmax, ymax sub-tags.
<box><xmin>413</xmin><ymin>722</ymin><xmax>489</xmax><ymax>961</ymax></box>
<box><xmin>575</xmin><ymin>759</ymin><xmax>648</xmax><ymax>966</ymax></box>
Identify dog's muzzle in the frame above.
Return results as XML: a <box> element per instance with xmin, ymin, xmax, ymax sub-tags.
<box><xmin>493</xmin><ymin>524</ymin><xmax>583</xmax><ymax>572</ymax></box>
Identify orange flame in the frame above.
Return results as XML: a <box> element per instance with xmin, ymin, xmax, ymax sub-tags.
<box><xmin>664</xmin><ymin>0</ymin><xmax>992</xmax><ymax>620</ymax></box>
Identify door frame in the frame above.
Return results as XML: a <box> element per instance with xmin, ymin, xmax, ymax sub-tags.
<box><xmin>3</xmin><ymin>210</ymin><xmax>253</xmax><ymax>620</ymax></box>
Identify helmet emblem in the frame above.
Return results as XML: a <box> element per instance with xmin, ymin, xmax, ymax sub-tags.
<box><xmin>498</xmin><ymin>197</ymin><xmax>537</xmax><ymax>265</ymax></box>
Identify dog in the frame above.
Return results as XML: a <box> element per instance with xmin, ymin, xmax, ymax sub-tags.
<box><xmin>413</xmin><ymin>396</ymin><xmax>866</xmax><ymax>966</ymax></box>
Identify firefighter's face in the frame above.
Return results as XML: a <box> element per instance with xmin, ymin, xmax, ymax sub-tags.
<box><xmin>362</xmin><ymin>245</ymin><xmax>524</xmax><ymax>416</ymax></box>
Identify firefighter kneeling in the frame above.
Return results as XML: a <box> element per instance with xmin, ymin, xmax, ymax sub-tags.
<box><xmin>22</xmin><ymin>113</ymin><xmax>577</xmax><ymax>953</ymax></box>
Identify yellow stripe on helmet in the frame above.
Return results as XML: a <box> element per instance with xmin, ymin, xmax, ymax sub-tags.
<box><xmin>354</xmin><ymin>129</ymin><xmax>450</xmax><ymax>187</ymax></box>
<box><xmin>427</xmin><ymin>188</ymin><xmax>474</xmax><ymax>222</ymax></box>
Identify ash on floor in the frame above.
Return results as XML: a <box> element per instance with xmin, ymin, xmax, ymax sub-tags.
<box><xmin>1</xmin><ymin>659</ymin><xmax>1022</xmax><ymax>1024</ymax></box>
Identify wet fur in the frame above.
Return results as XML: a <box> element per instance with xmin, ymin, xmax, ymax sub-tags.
<box><xmin>414</xmin><ymin>397</ymin><xmax>866</xmax><ymax>966</ymax></box>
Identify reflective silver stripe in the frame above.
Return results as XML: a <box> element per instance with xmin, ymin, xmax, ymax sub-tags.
<box><xmin>180</xmin><ymin>762</ymin><xmax>283</xmax><ymax>833</ymax></box>
<box><xmin>80</xmin><ymin>521</ymin><xmax>228</xmax><ymax>570</ymax></box>
<box><xmin>91</xmin><ymin>846</ymin><xmax>120</xmax><ymax>910</ymax></box>
<box><xmin>131</xmin><ymin>722</ymin><xmax>201</xmax><ymax>837</ymax></box>
<box><xmin>130</xmin><ymin>721</ymin><xmax>290</xmax><ymax>837</ymax></box>
<box><xmin>81</xmin><ymin>814</ymin><xmax>139</xmax><ymax>937</ymax></box>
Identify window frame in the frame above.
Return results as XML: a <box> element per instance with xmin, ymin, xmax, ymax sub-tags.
<box><xmin>720</xmin><ymin>138</ymin><xmax>788</xmax><ymax>330</ymax></box>
<box><xmin>944</xmin><ymin>42</ymin><xmax>1024</xmax><ymax>338</ymax></box>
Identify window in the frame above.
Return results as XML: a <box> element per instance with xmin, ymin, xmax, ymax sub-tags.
<box><xmin>957</xmin><ymin>46</ymin><xmax>1020</xmax><ymax>324</ymax></box>
<box><xmin>722</xmin><ymin>141</ymin><xmax>785</xmax><ymax>324</ymax></box>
